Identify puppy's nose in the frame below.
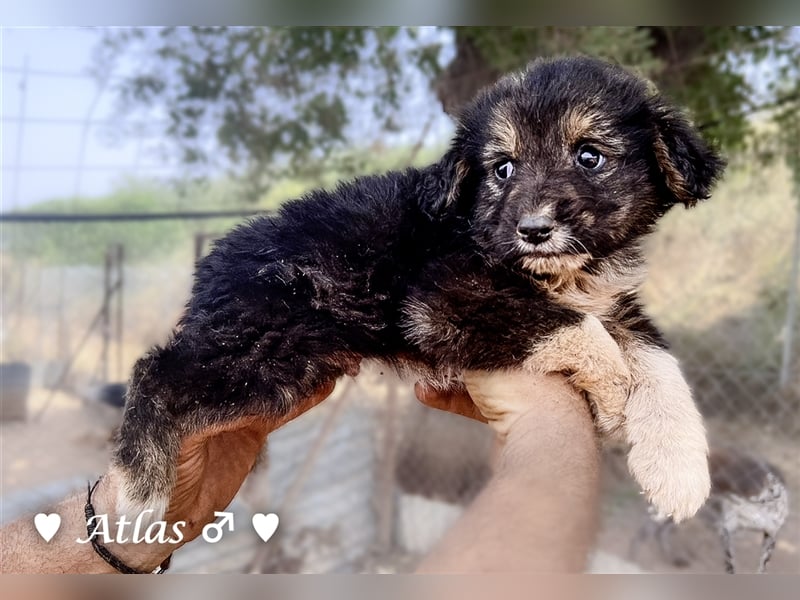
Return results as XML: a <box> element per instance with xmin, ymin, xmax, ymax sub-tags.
<box><xmin>517</xmin><ymin>215</ymin><xmax>555</xmax><ymax>244</ymax></box>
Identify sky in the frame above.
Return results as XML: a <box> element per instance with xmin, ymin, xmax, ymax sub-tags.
<box><xmin>1</xmin><ymin>28</ymin><xmax>180</xmax><ymax>210</ymax></box>
<box><xmin>2</xmin><ymin>27</ymin><xmax>796</xmax><ymax>212</ymax></box>
<box><xmin>1</xmin><ymin>27</ymin><xmax>456</xmax><ymax>212</ymax></box>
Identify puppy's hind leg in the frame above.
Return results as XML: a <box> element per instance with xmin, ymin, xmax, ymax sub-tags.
<box><xmin>111</xmin><ymin>334</ymin><xmax>345</xmax><ymax>525</ymax></box>
<box><xmin>111</xmin><ymin>350</ymin><xmax>182</xmax><ymax>524</ymax></box>
<box><xmin>524</xmin><ymin>314</ymin><xmax>631</xmax><ymax>436</ymax></box>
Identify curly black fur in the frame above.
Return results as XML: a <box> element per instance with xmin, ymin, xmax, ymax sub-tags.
<box><xmin>114</xmin><ymin>56</ymin><xmax>724</xmax><ymax>512</ymax></box>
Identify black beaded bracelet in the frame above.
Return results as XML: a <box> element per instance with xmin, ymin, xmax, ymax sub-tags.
<box><xmin>85</xmin><ymin>478</ymin><xmax>171</xmax><ymax>574</ymax></box>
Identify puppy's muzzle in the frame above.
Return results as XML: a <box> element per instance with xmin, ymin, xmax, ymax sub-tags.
<box><xmin>517</xmin><ymin>215</ymin><xmax>554</xmax><ymax>245</ymax></box>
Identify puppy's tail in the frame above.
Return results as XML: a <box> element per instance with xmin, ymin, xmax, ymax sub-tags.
<box><xmin>110</xmin><ymin>352</ymin><xmax>182</xmax><ymax>523</ymax></box>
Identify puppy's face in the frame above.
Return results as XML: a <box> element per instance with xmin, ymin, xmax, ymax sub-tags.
<box><xmin>445</xmin><ymin>57</ymin><xmax>725</xmax><ymax>276</ymax></box>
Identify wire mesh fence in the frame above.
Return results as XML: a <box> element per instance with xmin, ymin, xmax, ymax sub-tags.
<box><xmin>1</xmin><ymin>43</ymin><xmax>799</xmax><ymax>574</ymax></box>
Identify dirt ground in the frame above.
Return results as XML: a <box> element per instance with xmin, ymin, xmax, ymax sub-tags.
<box><xmin>2</xmin><ymin>387</ymin><xmax>798</xmax><ymax>574</ymax></box>
<box><xmin>1</xmin><ymin>388</ymin><xmax>114</xmax><ymax>496</ymax></box>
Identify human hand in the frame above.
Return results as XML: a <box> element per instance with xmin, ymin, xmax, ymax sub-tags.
<box><xmin>414</xmin><ymin>370</ymin><xmax>601</xmax><ymax>573</ymax></box>
<box><xmin>165</xmin><ymin>379</ymin><xmax>336</xmax><ymax>543</ymax></box>
<box><xmin>92</xmin><ymin>380</ymin><xmax>336</xmax><ymax>571</ymax></box>
<box><xmin>0</xmin><ymin>380</ymin><xmax>338</xmax><ymax>575</ymax></box>
<box><xmin>415</xmin><ymin>370</ymin><xmax>592</xmax><ymax>441</ymax></box>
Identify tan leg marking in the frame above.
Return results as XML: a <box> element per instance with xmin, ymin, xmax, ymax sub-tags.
<box><xmin>524</xmin><ymin>314</ymin><xmax>630</xmax><ymax>435</ymax></box>
<box><xmin>623</xmin><ymin>345</ymin><xmax>710</xmax><ymax>523</ymax></box>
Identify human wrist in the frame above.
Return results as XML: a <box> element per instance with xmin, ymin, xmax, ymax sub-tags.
<box><xmin>88</xmin><ymin>472</ymin><xmax>176</xmax><ymax>573</ymax></box>
<box><xmin>493</xmin><ymin>387</ymin><xmax>598</xmax><ymax>478</ymax></box>
<box><xmin>416</xmin><ymin>374</ymin><xmax>601</xmax><ymax>574</ymax></box>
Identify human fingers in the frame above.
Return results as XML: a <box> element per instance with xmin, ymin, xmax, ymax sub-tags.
<box><xmin>414</xmin><ymin>381</ymin><xmax>487</xmax><ymax>422</ymax></box>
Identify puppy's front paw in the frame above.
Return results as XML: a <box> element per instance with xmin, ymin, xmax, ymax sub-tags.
<box><xmin>623</xmin><ymin>346</ymin><xmax>710</xmax><ymax>522</ymax></box>
<box><xmin>583</xmin><ymin>364</ymin><xmax>631</xmax><ymax>436</ymax></box>
<box><xmin>627</xmin><ymin>437</ymin><xmax>710</xmax><ymax>523</ymax></box>
<box><xmin>532</xmin><ymin>314</ymin><xmax>631</xmax><ymax>436</ymax></box>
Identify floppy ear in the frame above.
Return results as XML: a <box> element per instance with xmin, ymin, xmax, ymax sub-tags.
<box><xmin>422</xmin><ymin>148</ymin><xmax>471</xmax><ymax>219</ymax></box>
<box><xmin>651</xmin><ymin>102</ymin><xmax>726</xmax><ymax>208</ymax></box>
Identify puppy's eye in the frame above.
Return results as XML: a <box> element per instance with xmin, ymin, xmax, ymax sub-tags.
<box><xmin>494</xmin><ymin>160</ymin><xmax>515</xmax><ymax>181</ymax></box>
<box><xmin>576</xmin><ymin>145</ymin><xmax>606</xmax><ymax>170</ymax></box>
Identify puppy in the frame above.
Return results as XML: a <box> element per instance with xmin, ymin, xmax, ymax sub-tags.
<box><xmin>113</xmin><ymin>56</ymin><xmax>724</xmax><ymax>524</ymax></box>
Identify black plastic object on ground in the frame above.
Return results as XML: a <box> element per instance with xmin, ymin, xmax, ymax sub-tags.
<box><xmin>0</xmin><ymin>362</ymin><xmax>31</xmax><ymax>421</ymax></box>
<box><xmin>98</xmin><ymin>383</ymin><xmax>127</xmax><ymax>409</ymax></box>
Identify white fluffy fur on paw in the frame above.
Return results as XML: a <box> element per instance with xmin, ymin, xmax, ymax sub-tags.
<box><xmin>623</xmin><ymin>346</ymin><xmax>710</xmax><ymax>523</ymax></box>
<box><xmin>627</xmin><ymin>438</ymin><xmax>710</xmax><ymax>522</ymax></box>
<box><xmin>110</xmin><ymin>465</ymin><xmax>169</xmax><ymax>526</ymax></box>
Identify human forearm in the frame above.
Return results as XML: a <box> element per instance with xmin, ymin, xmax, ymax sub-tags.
<box><xmin>1</xmin><ymin>384</ymin><xmax>338</xmax><ymax>575</ymax></box>
<box><xmin>1</xmin><ymin>492</ymin><xmax>108</xmax><ymax>574</ymax></box>
<box><xmin>417</xmin><ymin>378</ymin><xmax>600</xmax><ymax>572</ymax></box>
<box><xmin>0</xmin><ymin>473</ymin><xmax>174</xmax><ymax>574</ymax></box>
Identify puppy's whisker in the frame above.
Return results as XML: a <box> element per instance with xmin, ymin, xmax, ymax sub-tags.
<box><xmin>564</xmin><ymin>235</ymin><xmax>593</xmax><ymax>258</ymax></box>
<box><xmin>493</xmin><ymin>238</ymin><xmax>526</xmax><ymax>259</ymax></box>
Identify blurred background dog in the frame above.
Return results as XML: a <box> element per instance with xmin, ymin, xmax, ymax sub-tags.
<box><xmin>629</xmin><ymin>447</ymin><xmax>789</xmax><ymax>573</ymax></box>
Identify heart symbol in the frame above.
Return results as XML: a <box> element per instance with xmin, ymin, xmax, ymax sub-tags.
<box><xmin>34</xmin><ymin>513</ymin><xmax>61</xmax><ymax>542</ymax></box>
<box><xmin>251</xmin><ymin>513</ymin><xmax>279</xmax><ymax>542</ymax></box>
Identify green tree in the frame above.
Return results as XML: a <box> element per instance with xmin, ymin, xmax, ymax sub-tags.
<box><xmin>97</xmin><ymin>26</ymin><xmax>799</xmax><ymax>201</ymax></box>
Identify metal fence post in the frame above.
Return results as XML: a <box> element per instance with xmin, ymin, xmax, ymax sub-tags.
<box><xmin>10</xmin><ymin>55</ymin><xmax>28</xmax><ymax>210</ymax></box>
<box><xmin>115</xmin><ymin>243</ymin><xmax>125</xmax><ymax>381</ymax></box>
<box><xmin>779</xmin><ymin>189</ymin><xmax>800</xmax><ymax>390</ymax></box>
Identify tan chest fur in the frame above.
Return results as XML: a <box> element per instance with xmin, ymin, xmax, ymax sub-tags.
<box><xmin>541</xmin><ymin>260</ymin><xmax>645</xmax><ymax>318</ymax></box>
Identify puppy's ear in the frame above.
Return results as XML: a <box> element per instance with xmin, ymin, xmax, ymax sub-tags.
<box><xmin>650</xmin><ymin>102</ymin><xmax>725</xmax><ymax>208</ymax></box>
<box><xmin>423</xmin><ymin>149</ymin><xmax>470</xmax><ymax>218</ymax></box>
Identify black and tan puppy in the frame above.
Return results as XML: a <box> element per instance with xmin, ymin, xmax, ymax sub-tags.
<box><xmin>114</xmin><ymin>57</ymin><xmax>724</xmax><ymax>524</ymax></box>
